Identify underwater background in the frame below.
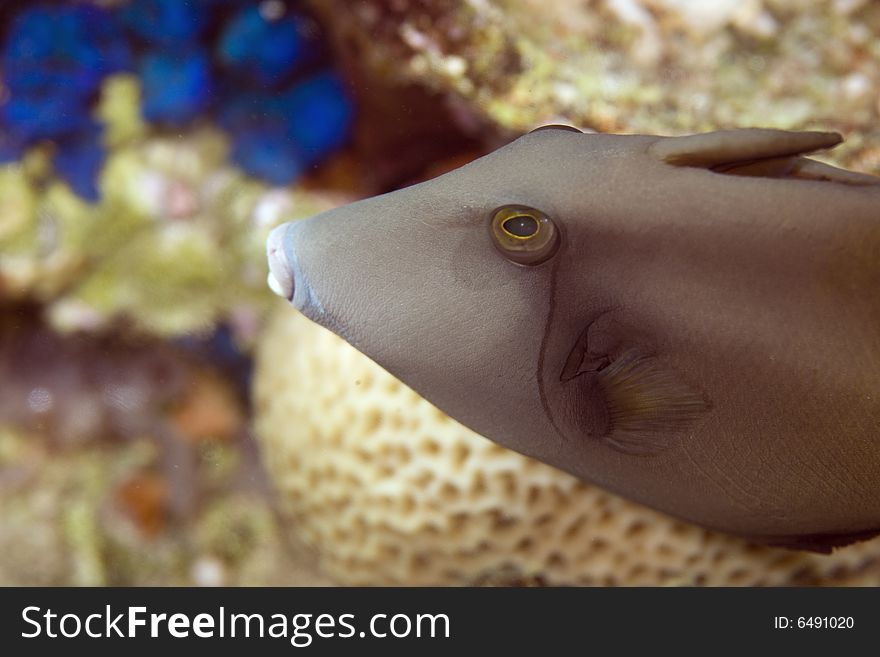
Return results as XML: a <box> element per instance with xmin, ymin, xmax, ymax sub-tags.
<box><xmin>1</xmin><ymin>0</ymin><xmax>879</xmax><ymax>585</ymax></box>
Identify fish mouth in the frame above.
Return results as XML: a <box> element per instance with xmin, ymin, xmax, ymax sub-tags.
<box><xmin>266</xmin><ymin>224</ymin><xmax>294</xmax><ymax>301</ymax></box>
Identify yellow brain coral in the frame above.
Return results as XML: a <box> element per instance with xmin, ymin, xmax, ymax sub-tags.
<box><xmin>254</xmin><ymin>306</ymin><xmax>880</xmax><ymax>586</ymax></box>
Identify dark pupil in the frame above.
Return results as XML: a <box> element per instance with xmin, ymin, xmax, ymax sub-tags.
<box><xmin>503</xmin><ymin>215</ymin><xmax>539</xmax><ymax>237</ymax></box>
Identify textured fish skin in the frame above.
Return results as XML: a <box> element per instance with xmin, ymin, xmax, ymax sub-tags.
<box><xmin>267</xmin><ymin>127</ymin><xmax>880</xmax><ymax>551</ymax></box>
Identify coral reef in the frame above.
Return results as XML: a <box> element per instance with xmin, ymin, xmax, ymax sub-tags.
<box><xmin>0</xmin><ymin>0</ymin><xmax>356</xmax><ymax>338</ymax></box>
<box><xmin>0</xmin><ymin>4</ymin><xmax>131</xmax><ymax>198</ymax></box>
<box><xmin>255</xmin><ymin>307</ymin><xmax>880</xmax><ymax>586</ymax></box>
<box><xmin>0</xmin><ymin>107</ymin><xmax>346</xmax><ymax>337</ymax></box>
<box><xmin>0</xmin><ymin>308</ymin><xmax>331</xmax><ymax>585</ymax></box>
<box><xmin>310</xmin><ymin>0</ymin><xmax>880</xmax><ymax>170</ymax></box>
<box><xmin>0</xmin><ymin>0</ymin><xmax>355</xmax><ymax>198</ymax></box>
<box><xmin>0</xmin><ymin>424</ymin><xmax>331</xmax><ymax>585</ymax></box>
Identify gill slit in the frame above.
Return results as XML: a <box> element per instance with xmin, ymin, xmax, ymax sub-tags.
<box><xmin>536</xmin><ymin>251</ymin><xmax>568</xmax><ymax>442</ymax></box>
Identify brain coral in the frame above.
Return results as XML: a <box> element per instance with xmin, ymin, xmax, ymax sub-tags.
<box><xmin>255</xmin><ymin>306</ymin><xmax>880</xmax><ymax>586</ymax></box>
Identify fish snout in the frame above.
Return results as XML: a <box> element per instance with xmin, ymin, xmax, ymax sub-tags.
<box><xmin>267</xmin><ymin>223</ymin><xmax>295</xmax><ymax>301</ymax></box>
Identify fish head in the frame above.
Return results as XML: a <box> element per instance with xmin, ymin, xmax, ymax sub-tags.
<box><xmin>266</xmin><ymin>126</ymin><xmax>655</xmax><ymax>465</ymax></box>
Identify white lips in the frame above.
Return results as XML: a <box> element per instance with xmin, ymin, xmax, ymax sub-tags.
<box><xmin>267</xmin><ymin>269</ymin><xmax>289</xmax><ymax>298</ymax></box>
<box><xmin>266</xmin><ymin>224</ymin><xmax>294</xmax><ymax>300</ymax></box>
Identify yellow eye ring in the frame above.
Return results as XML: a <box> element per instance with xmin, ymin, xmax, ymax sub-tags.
<box><xmin>490</xmin><ymin>205</ymin><xmax>560</xmax><ymax>266</ymax></box>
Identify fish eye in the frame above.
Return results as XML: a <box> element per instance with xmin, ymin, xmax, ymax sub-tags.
<box><xmin>490</xmin><ymin>205</ymin><xmax>560</xmax><ymax>265</ymax></box>
<box><xmin>501</xmin><ymin>214</ymin><xmax>539</xmax><ymax>238</ymax></box>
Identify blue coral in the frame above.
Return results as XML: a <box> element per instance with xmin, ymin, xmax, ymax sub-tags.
<box><xmin>0</xmin><ymin>4</ymin><xmax>130</xmax><ymax>198</ymax></box>
<box><xmin>217</xmin><ymin>5</ymin><xmax>309</xmax><ymax>85</ymax></box>
<box><xmin>2</xmin><ymin>5</ymin><xmax>131</xmax><ymax>101</ymax></box>
<box><xmin>230</xmin><ymin>128</ymin><xmax>305</xmax><ymax>185</ymax></box>
<box><xmin>52</xmin><ymin>123</ymin><xmax>106</xmax><ymax>201</ymax></box>
<box><xmin>217</xmin><ymin>72</ymin><xmax>353</xmax><ymax>183</ymax></box>
<box><xmin>0</xmin><ymin>0</ymin><xmax>355</xmax><ymax>195</ymax></box>
<box><xmin>283</xmin><ymin>72</ymin><xmax>353</xmax><ymax>165</ymax></box>
<box><xmin>0</xmin><ymin>130</ymin><xmax>26</xmax><ymax>163</ymax></box>
<box><xmin>0</xmin><ymin>94</ymin><xmax>94</xmax><ymax>142</ymax></box>
<box><xmin>120</xmin><ymin>0</ymin><xmax>208</xmax><ymax>45</ymax></box>
<box><xmin>140</xmin><ymin>49</ymin><xmax>215</xmax><ymax>124</ymax></box>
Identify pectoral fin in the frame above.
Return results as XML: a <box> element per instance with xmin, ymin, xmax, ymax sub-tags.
<box><xmin>564</xmin><ymin>336</ymin><xmax>710</xmax><ymax>456</ymax></box>
<box><xmin>595</xmin><ymin>349</ymin><xmax>710</xmax><ymax>456</ymax></box>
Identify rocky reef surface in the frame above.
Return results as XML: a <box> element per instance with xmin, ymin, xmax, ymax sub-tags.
<box><xmin>311</xmin><ymin>0</ymin><xmax>880</xmax><ymax>168</ymax></box>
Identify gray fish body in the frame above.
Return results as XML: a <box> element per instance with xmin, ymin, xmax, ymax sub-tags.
<box><xmin>268</xmin><ymin>128</ymin><xmax>880</xmax><ymax>550</ymax></box>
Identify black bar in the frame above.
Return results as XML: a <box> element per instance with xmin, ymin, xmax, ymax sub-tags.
<box><xmin>1</xmin><ymin>587</ymin><xmax>875</xmax><ymax>653</ymax></box>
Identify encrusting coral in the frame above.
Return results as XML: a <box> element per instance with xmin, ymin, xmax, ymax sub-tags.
<box><xmin>0</xmin><ymin>308</ymin><xmax>332</xmax><ymax>586</ymax></box>
<box><xmin>310</xmin><ymin>0</ymin><xmax>880</xmax><ymax>171</ymax></box>
<box><xmin>255</xmin><ymin>307</ymin><xmax>880</xmax><ymax>586</ymax></box>
<box><xmin>0</xmin><ymin>3</ymin><xmax>131</xmax><ymax>198</ymax></box>
<box><xmin>0</xmin><ymin>73</ymin><xmax>345</xmax><ymax>339</ymax></box>
<box><xmin>0</xmin><ymin>0</ymin><xmax>354</xmax><ymax>340</ymax></box>
<box><xmin>0</xmin><ymin>424</ymin><xmax>331</xmax><ymax>586</ymax></box>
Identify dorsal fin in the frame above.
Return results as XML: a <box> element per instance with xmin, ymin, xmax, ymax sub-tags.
<box><xmin>722</xmin><ymin>156</ymin><xmax>880</xmax><ymax>186</ymax></box>
<box><xmin>529</xmin><ymin>124</ymin><xmax>583</xmax><ymax>134</ymax></box>
<box><xmin>648</xmin><ymin>128</ymin><xmax>842</xmax><ymax>168</ymax></box>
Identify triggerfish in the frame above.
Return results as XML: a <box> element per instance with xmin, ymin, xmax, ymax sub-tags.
<box><xmin>267</xmin><ymin>126</ymin><xmax>880</xmax><ymax>552</ymax></box>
